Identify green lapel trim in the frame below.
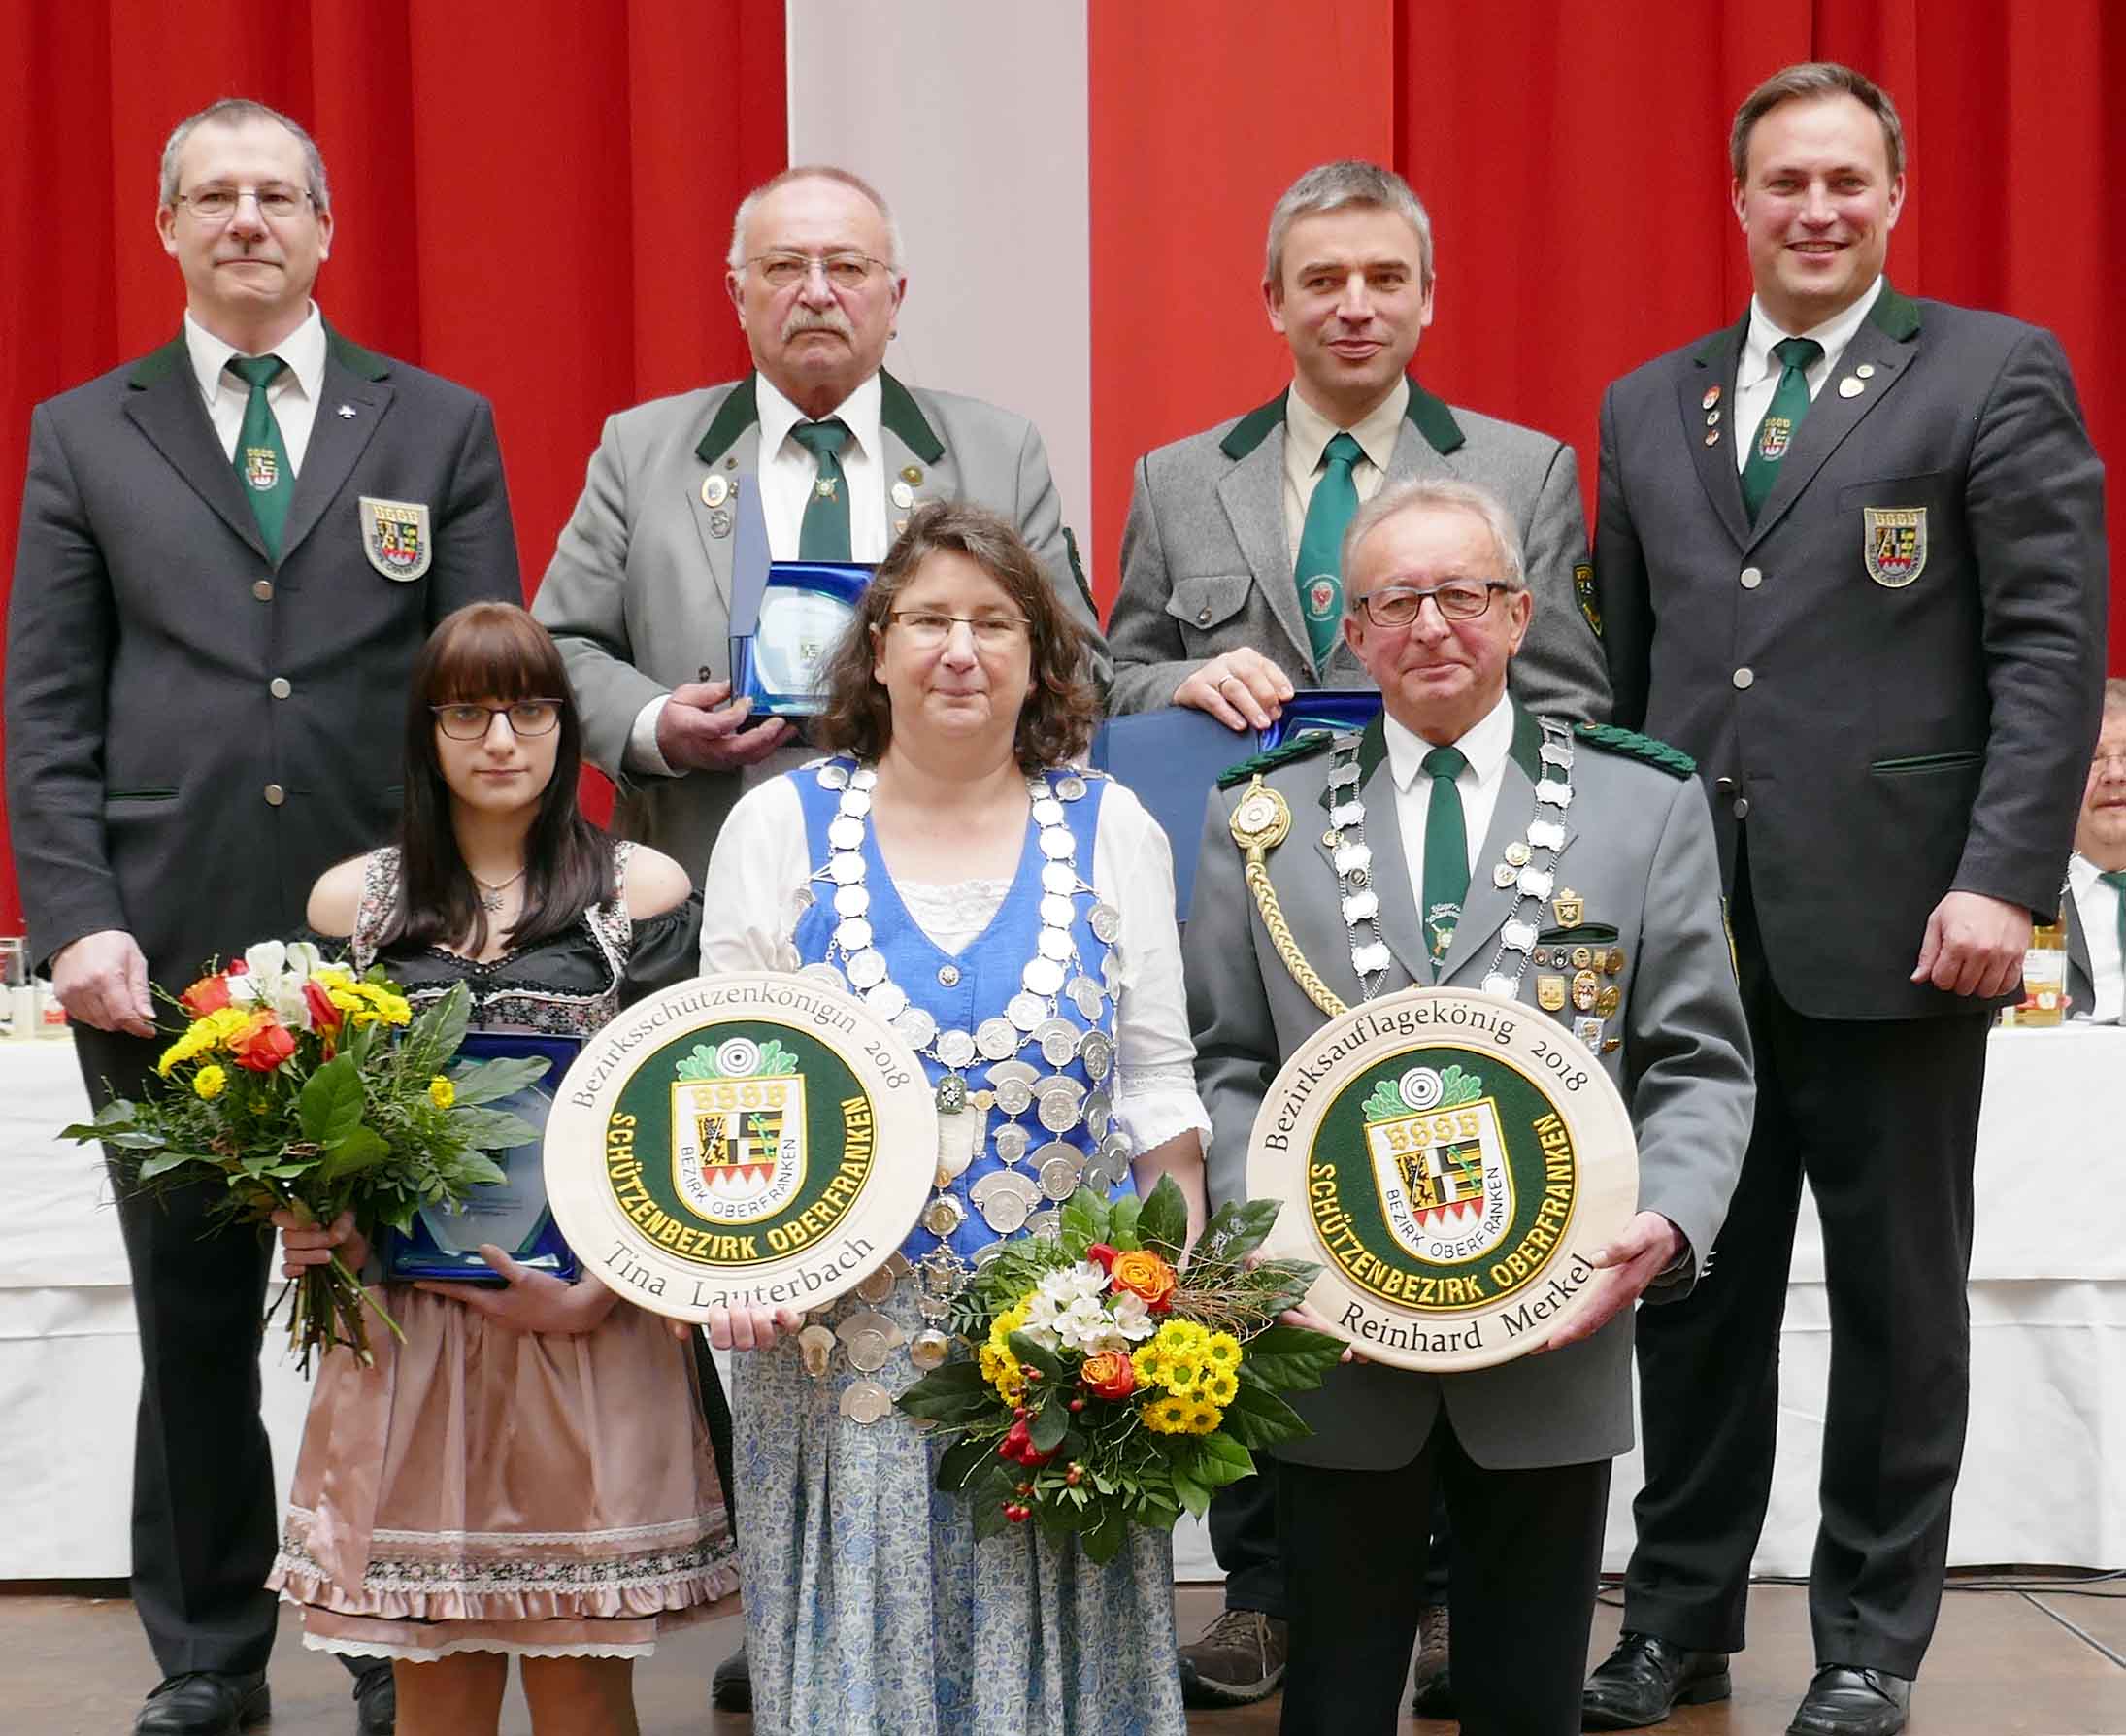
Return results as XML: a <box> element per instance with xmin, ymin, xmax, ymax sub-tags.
<box><xmin>1404</xmin><ymin>379</ymin><xmax>1466</xmax><ymax>455</ymax></box>
<box><xmin>694</xmin><ymin>374</ymin><xmax>760</xmax><ymax>467</ymax></box>
<box><xmin>1866</xmin><ymin>281</ymin><xmax>1922</xmax><ymax>342</ymax></box>
<box><xmin>1694</xmin><ymin>309</ymin><xmax>1751</xmax><ymax>368</ymax></box>
<box><xmin>1509</xmin><ymin>703</ymin><xmax>1545</xmax><ymax>783</ymax></box>
<box><xmin>1218</xmin><ymin>391</ymin><xmax>1288</xmax><ymax>461</ymax></box>
<box><xmin>324</xmin><ymin>324</ymin><xmax>390</xmax><ymax>381</ymax></box>
<box><xmin>878</xmin><ymin>369</ymin><xmax>945</xmax><ymax>463</ymax></box>
<box><xmin>1574</xmin><ymin>719</ymin><xmax>1696</xmax><ymax>778</ymax></box>
<box><xmin>126</xmin><ymin>336</ymin><xmax>190</xmax><ymax>388</ymax></box>
<box><xmin>1355</xmin><ymin>711</ymin><xmax>1389</xmax><ymax>785</ymax></box>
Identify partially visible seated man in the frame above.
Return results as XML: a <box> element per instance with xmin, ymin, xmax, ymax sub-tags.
<box><xmin>2066</xmin><ymin>678</ymin><xmax>2126</xmax><ymax>1022</ymax></box>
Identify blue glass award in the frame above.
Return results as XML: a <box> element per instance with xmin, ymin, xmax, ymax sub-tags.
<box><xmin>730</xmin><ymin>561</ymin><xmax>873</xmax><ymax>717</ymax></box>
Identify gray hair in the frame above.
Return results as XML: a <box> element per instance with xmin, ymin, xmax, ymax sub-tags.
<box><xmin>725</xmin><ymin>165</ymin><xmax>905</xmax><ymax>274</ymax></box>
<box><xmin>1265</xmin><ymin>159</ymin><xmax>1433</xmax><ymax>288</ymax></box>
<box><xmin>2105</xmin><ymin>677</ymin><xmax>2126</xmax><ymax>713</ymax></box>
<box><xmin>159</xmin><ymin>98</ymin><xmax>329</xmax><ymax>212</ymax></box>
<box><xmin>1731</xmin><ymin>62</ymin><xmax>1905</xmax><ymax>183</ymax></box>
<box><xmin>1342</xmin><ymin>477</ymin><xmax>1525</xmax><ymax>616</ymax></box>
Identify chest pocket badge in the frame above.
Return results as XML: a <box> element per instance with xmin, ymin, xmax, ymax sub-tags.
<box><xmin>360</xmin><ymin>496</ymin><xmax>433</xmax><ymax>582</ymax></box>
<box><xmin>1862</xmin><ymin>506</ymin><xmax>1926</xmax><ymax>588</ymax></box>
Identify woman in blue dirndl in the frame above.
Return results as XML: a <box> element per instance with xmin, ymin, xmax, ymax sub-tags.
<box><xmin>700</xmin><ymin>503</ymin><xmax>1208</xmax><ymax>1736</ymax></box>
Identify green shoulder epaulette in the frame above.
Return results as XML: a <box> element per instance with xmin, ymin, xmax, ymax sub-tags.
<box><xmin>1573</xmin><ymin>720</ymin><xmax>1696</xmax><ymax>779</ymax></box>
<box><xmin>1215</xmin><ymin>728</ymin><xmax>1337</xmax><ymax>790</ymax></box>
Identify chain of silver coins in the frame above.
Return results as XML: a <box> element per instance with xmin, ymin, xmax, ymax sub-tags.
<box><xmin>784</xmin><ymin>761</ymin><xmax>1138</xmax><ymax>1414</ymax></box>
<box><xmin>1317</xmin><ymin>719</ymin><xmax>1579</xmax><ymax>1000</ymax></box>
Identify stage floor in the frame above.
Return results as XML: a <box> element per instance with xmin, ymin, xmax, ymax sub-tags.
<box><xmin>9</xmin><ymin>1578</ymin><xmax>2123</xmax><ymax>1733</ymax></box>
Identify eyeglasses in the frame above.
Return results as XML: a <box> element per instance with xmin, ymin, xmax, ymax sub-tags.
<box><xmin>743</xmin><ymin>251</ymin><xmax>894</xmax><ymax>290</ymax></box>
<box><xmin>170</xmin><ymin>184</ymin><xmax>316</xmax><ymax>222</ymax></box>
<box><xmin>1354</xmin><ymin>580</ymin><xmax>1514</xmax><ymax>627</ymax></box>
<box><xmin>432</xmin><ymin>700</ymin><xmax>564</xmax><ymax>740</ymax></box>
<box><xmin>886</xmin><ymin>611</ymin><xmax>1031</xmax><ymax>650</ymax></box>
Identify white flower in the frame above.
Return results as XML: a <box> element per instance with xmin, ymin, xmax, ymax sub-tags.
<box><xmin>1109</xmin><ymin>1291</ymin><xmax>1157</xmax><ymax>1343</ymax></box>
<box><xmin>229</xmin><ymin>939</ymin><xmax>331</xmax><ymax>1030</ymax></box>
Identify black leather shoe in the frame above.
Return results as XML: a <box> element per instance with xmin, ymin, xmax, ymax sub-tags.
<box><xmin>135</xmin><ymin>1673</ymin><xmax>270</xmax><ymax>1736</ymax></box>
<box><xmin>1582</xmin><ymin>1631</ymin><xmax>1732</xmax><ymax>1729</ymax></box>
<box><xmin>1787</xmin><ymin>1665</ymin><xmax>1911</xmax><ymax>1736</ymax></box>
<box><xmin>711</xmin><ymin>1641</ymin><xmax>751</xmax><ymax>1712</ymax></box>
<box><xmin>353</xmin><ymin>1662</ymin><xmax>396</xmax><ymax>1734</ymax></box>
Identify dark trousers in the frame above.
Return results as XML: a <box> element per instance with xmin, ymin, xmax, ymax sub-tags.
<box><xmin>1277</xmin><ymin>1418</ymin><xmax>1607</xmax><ymax>1736</ymax></box>
<box><xmin>1208</xmin><ymin>1460</ymin><xmax>1451</xmax><ymax>1619</ymax></box>
<box><xmin>77</xmin><ymin>1023</ymin><xmax>370</xmax><ymax>1681</ymax></box>
<box><xmin>1621</xmin><ymin>851</ymin><xmax>1986</xmax><ymax>1677</ymax></box>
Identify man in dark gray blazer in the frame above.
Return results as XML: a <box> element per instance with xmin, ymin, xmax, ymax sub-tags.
<box><xmin>533</xmin><ymin>165</ymin><xmax>1107</xmax><ymax>885</ymax></box>
<box><xmin>2063</xmin><ymin>680</ymin><xmax>2126</xmax><ymax>1022</ymax></box>
<box><xmin>1185</xmin><ymin>478</ymin><xmax>1750</xmax><ymax>1735</ymax></box>
<box><xmin>6</xmin><ymin>100</ymin><xmax>517</xmax><ymax>1736</ymax></box>
<box><xmin>1109</xmin><ymin>160</ymin><xmax>1608</xmax><ymax>735</ymax></box>
<box><xmin>1584</xmin><ymin>64</ymin><xmax>2107</xmax><ymax>1736</ymax></box>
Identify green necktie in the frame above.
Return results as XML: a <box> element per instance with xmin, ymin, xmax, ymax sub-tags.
<box><xmin>1740</xmin><ymin>336</ymin><xmax>1823</xmax><ymax>523</ymax></box>
<box><xmin>1294</xmin><ymin>430</ymin><xmax>1364</xmax><ymax>668</ymax></box>
<box><xmin>2101</xmin><ymin>870</ymin><xmax>2126</xmax><ymax>981</ymax></box>
<box><xmin>227</xmin><ymin>354</ymin><xmax>293</xmax><ymax>560</ymax></box>
<box><xmin>791</xmin><ymin>417</ymin><xmax>853</xmax><ymax>561</ymax></box>
<box><xmin>1420</xmin><ymin>744</ymin><xmax>1470</xmax><ymax>972</ymax></box>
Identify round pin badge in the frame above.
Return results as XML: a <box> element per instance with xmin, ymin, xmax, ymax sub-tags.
<box><xmin>1246</xmin><ymin>986</ymin><xmax>1637</xmax><ymax>1372</ymax></box>
<box><xmin>544</xmin><ymin>973</ymin><xmax>935</xmax><ymax>1321</ymax></box>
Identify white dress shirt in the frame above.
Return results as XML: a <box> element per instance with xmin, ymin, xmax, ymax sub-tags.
<box><xmin>1281</xmin><ymin>376</ymin><xmax>1409</xmax><ymax>564</ymax></box>
<box><xmin>184</xmin><ymin>303</ymin><xmax>327</xmax><ymax>471</ymax></box>
<box><xmin>628</xmin><ymin>370</ymin><xmax>890</xmax><ymax>774</ymax></box>
<box><xmin>700</xmin><ymin>775</ymin><xmax>1212</xmax><ymax>1157</ymax></box>
<box><xmin>1733</xmin><ymin>275</ymin><xmax>1883</xmax><ymax>472</ymax></box>
<box><xmin>1381</xmin><ymin>689</ymin><xmax>1516</xmax><ymax>951</ymax></box>
<box><xmin>2067</xmin><ymin>852</ymin><xmax>2125</xmax><ymax>1022</ymax></box>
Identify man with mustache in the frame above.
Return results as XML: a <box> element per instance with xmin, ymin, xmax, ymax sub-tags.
<box><xmin>6</xmin><ymin>97</ymin><xmax>518</xmax><ymax>1736</ymax></box>
<box><xmin>535</xmin><ymin>165</ymin><xmax>1107</xmax><ymax>888</ymax></box>
<box><xmin>1582</xmin><ymin>62</ymin><xmax>2107</xmax><ymax>1736</ymax></box>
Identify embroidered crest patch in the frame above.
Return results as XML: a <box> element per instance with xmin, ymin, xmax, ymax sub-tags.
<box><xmin>358</xmin><ymin>496</ymin><xmax>432</xmax><ymax>582</ymax></box>
<box><xmin>1863</xmin><ymin>507</ymin><xmax>1926</xmax><ymax>587</ymax></box>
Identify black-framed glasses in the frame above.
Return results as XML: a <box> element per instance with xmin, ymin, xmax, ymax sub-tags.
<box><xmin>742</xmin><ymin>250</ymin><xmax>894</xmax><ymax>290</ymax></box>
<box><xmin>171</xmin><ymin>184</ymin><xmax>316</xmax><ymax>222</ymax></box>
<box><xmin>432</xmin><ymin>700</ymin><xmax>564</xmax><ymax>740</ymax></box>
<box><xmin>1354</xmin><ymin>580</ymin><xmax>1515</xmax><ymax>627</ymax></box>
<box><xmin>886</xmin><ymin>610</ymin><xmax>1031</xmax><ymax>650</ymax></box>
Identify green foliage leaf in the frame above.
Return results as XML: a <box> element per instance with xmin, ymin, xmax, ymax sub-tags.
<box><xmin>403</xmin><ymin>982</ymin><xmax>471</xmax><ymax>1075</ymax></box>
<box><xmin>1059</xmin><ymin>1185</ymin><xmax>1111</xmax><ymax>1256</ymax></box>
<box><xmin>1193</xmin><ymin>1431</ymin><xmax>1257</xmax><ymax>1487</ymax></box>
<box><xmin>1077</xmin><ymin>1498</ymin><xmax>1129</xmax><ymax>1564</ymax></box>
<box><xmin>445</xmin><ymin>1054</ymin><xmax>550</xmax><ymax>1106</ymax></box>
<box><xmin>316</xmin><ymin>1125</ymin><xmax>389</xmax><ymax>1183</ymax></box>
<box><xmin>1006</xmin><ymin>1329</ymin><xmax>1065</xmax><ymax>1387</ymax></box>
<box><xmin>1136</xmin><ymin>1173</ymin><xmax>1188</xmax><ymax>1256</ymax></box>
<box><xmin>1170</xmin><ymin>1467</ymin><xmax>1212</xmax><ymax>1517</ymax></box>
<box><xmin>1107</xmin><ymin>1192</ymin><xmax>1143</xmax><ymax>1252</ymax></box>
<box><xmin>896</xmin><ymin>1361</ymin><xmax>1003</xmax><ymax>1426</ymax></box>
<box><xmin>1238</xmin><ymin>1322</ymin><xmax>1347</xmax><ymax>1391</ymax></box>
<box><xmin>137</xmin><ymin>1150</ymin><xmax>207</xmax><ymax>1181</ymax></box>
<box><xmin>1217</xmin><ymin>1373</ymin><xmax>1312</xmax><ymax>1449</ymax></box>
<box><xmin>298</xmin><ymin>1056</ymin><xmax>365</xmax><ymax>1148</ymax></box>
<box><xmin>1029</xmin><ymin>1399</ymin><xmax>1070</xmax><ymax>1454</ymax></box>
<box><xmin>935</xmin><ymin>1434</ymin><xmax>999</xmax><ymax>1493</ymax></box>
<box><xmin>454</xmin><ymin>1152</ymin><xmax>507</xmax><ymax>1188</ymax></box>
<box><xmin>1192</xmin><ymin>1197</ymin><xmax>1283</xmax><ymax>1266</ymax></box>
<box><xmin>448</xmin><ymin>1107</ymin><xmax>541</xmax><ymax>1153</ymax></box>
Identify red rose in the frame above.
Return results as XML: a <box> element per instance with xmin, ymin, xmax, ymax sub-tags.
<box><xmin>302</xmin><ymin>978</ymin><xmax>343</xmax><ymax>1036</ymax></box>
<box><xmin>1085</xmin><ymin>1243</ymin><xmax>1119</xmax><ymax>1273</ymax></box>
<box><xmin>228</xmin><ymin>1012</ymin><xmax>297</xmax><ymax>1073</ymax></box>
<box><xmin>1080</xmin><ymin>1349</ymin><xmax>1137</xmax><ymax>1401</ymax></box>
<box><xmin>179</xmin><ymin>973</ymin><xmax>232</xmax><ymax>1018</ymax></box>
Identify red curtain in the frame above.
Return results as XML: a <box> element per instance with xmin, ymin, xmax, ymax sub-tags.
<box><xmin>1089</xmin><ymin>0</ymin><xmax>2120</xmax><ymax>649</ymax></box>
<box><xmin>0</xmin><ymin>0</ymin><xmax>786</xmax><ymax>929</ymax></box>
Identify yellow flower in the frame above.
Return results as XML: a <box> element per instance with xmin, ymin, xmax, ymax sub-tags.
<box><xmin>1202</xmin><ymin>1369</ymin><xmax>1239</xmax><ymax>1406</ymax></box>
<box><xmin>996</xmin><ymin>1367</ymin><xmax>1026</xmax><ymax>1404</ymax></box>
<box><xmin>1153</xmin><ymin>1319</ymin><xmax>1208</xmax><ymax>1358</ymax></box>
<box><xmin>1143</xmin><ymin>1395</ymin><xmax>1194</xmax><ymax>1435</ymax></box>
<box><xmin>1162</xmin><ymin>1357</ymin><xmax>1200</xmax><ymax>1394</ymax></box>
<box><xmin>154</xmin><ymin>1007</ymin><xmax>251</xmax><ymax>1076</ymax></box>
<box><xmin>1204</xmin><ymin>1331</ymin><xmax>1242</xmax><ymax>1369</ymax></box>
<box><xmin>1184</xmin><ymin>1399</ymin><xmax>1223</xmax><ymax>1435</ymax></box>
<box><xmin>192</xmin><ymin>1065</ymin><xmax>227</xmax><ymax>1100</ymax></box>
<box><xmin>427</xmin><ymin>1076</ymin><xmax>455</xmax><ymax>1110</ymax></box>
<box><xmin>1130</xmin><ymin>1344</ymin><xmax>1165</xmax><ymax>1387</ymax></box>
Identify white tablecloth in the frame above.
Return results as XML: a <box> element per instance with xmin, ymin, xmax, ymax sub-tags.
<box><xmin>4</xmin><ymin>1029</ymin><xmax>2120</xmax><ymax>1580</ymax></box>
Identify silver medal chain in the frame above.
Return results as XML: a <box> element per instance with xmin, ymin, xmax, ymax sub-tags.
<box><xmin>1322</xmin><ymin>731</ymin><xmax>1393</xmax><ymax>1002</ymax></box>
<box><xmin>1473</xmin><ymin>718</ymin><xmax>1578</xmax><ymax>1000</ymax></box>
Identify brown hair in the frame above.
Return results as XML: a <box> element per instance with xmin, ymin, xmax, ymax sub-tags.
<box><xmin>1731</xmin><ymin>62</ymin><xmax>1905</xmax><ymax>183</ymax></box>
<box><xmin>814</xmin><ymin>502</ymin><xmax>1099</xmax><ymax>773</ymax></box>
<box><xmin>389</xmin><ymin>602</ymin><xmax>614</xmax><ymax>956</ymax></box>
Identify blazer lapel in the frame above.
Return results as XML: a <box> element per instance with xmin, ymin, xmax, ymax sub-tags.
<box><xmin>1682</xmin><ymin>316</ymin><xmax>1751</xmax><ymax>551</ymax></box>
<box><xmin>280</xmin><ymin>346</ymin><xmax>390</xmax><ymax>565</ymax></box>
<box><xmin>1218</xmin><ymin>421</ymin><xmax>1314</xmax><ymax>671</ymax></box>
<box><xmin>121</xmin><ymin>337</ymin><xmax>269</xmax><ymax>560</ymax></box>
<box><xmin>879</xmin><ymin>369</ymin><xmax>949</xmax><ymax>533</ymax></box>
<box><xmin>1311</xmin><ymin>718</ymin><xmax>1432</xmax><ymax>985</ymax></box>
<box><xmin>1441</xmin><ymin>707</ymin><xmax>1570</xmax><ymax>979</ymax></box>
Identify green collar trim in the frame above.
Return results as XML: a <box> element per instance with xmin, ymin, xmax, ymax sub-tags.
<box><xmin>1213</xmin><ymin>728</ymin><xmax>1336</xmax><ymax>791</ymax></box>
<box><xmin>1574</xmin><ymin>719</ymin><xmax>1696</xmax><ymax>778</ymax></box>
<box><xmin>127</xmin><ymin>337</ymin><xmax>190</xmax><ymax>388</ymax></box>
<box><xmin>693</xmin><ymin>368</ymin><xmax>942</xmax><ymax>468</ymax></box>
<box><xmin>324</xmin><ymin>324</ymin><xmax>390</xmax><ymax>381</ymax></box>
<box><xmin>1866</xmin><ymin>281</ymin><xmax>1922</xmax><ymax>341</ymax></box>
<box><xmin>1509</xmin><ymin>703</ymin><xmax>1545</xmax><ymax>783</ymax></box>
<box><xmin>130</xmin><ymin>324</ymin><xmax>390</xmax><ymax>389</ymax></box>
<box><xmin>1217</xmin><ymin>379</ymin><xmax>1465</xmax><ymax>461</ymax></box>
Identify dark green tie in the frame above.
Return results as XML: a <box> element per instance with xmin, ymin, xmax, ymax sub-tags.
<box><xmin>1740</xmin><ymin>336</ymin><xmax>1823</xmax><ymax>523</ymax></box>
<box><xmin>2101</xmin><ymin>870</ymin><xmax>2126</xmax><ymax>983</ymax></box>
<box><xmin>1420</xmin><ymin>744</ymin><xmax>1470</xmax><ymax>972</ymax></box>
<box><xmin>226</xmin><ymin>354</ymin><xmax>293</xmax><ymax>560</ymax></box>
<box><xmin>1294</xmin><ymin>430</ymin><xmax>1364</xmax><ymax>668</ymax></box>
<box><xmin>791</xmin><ymin>417</ymin><xmax>853</xmax><ymax>561</ymax></box>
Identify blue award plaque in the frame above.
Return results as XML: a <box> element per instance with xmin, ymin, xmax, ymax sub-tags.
<box><xmin>730</xmin><ymin>561</ymin><xmax>873</xmax><ymax>718</ymax></box>
<box><xmin>382</xmin><ymin>1030</ymin><xmax>581</xmax><ymax>1285</ymax></box>
<box><xmin>1256</xmin><ymin>688</ymin><xmax>1383</xmax><ymax>751</ymax></box>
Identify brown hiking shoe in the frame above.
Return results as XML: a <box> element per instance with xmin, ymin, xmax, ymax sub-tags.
<box><xmin>1179</xmin><ymin>1607</ymin><xmax>1289</xmax><ymax>1707</ymax></box>
<box><xmin>1411</xmin><ymin>1601</ymin><xmax>1453</xmax><ymax>1717</ymax></box>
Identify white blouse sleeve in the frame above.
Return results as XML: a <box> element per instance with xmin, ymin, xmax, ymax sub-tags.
<box><xmin>1091</xmin><ymin>781</ymin><xmax>1212</xmax><ymax>1156</ymax></box>
<box><xmin>699</xmin><ymin>776</ymin><xmax>813</xmax><ymax>975</ymax></box>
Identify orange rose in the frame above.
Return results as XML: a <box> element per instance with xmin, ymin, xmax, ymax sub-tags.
<box><xmin>228</xmin><ymin>1012</ymin><xmax>297</xmax><ymax>1073</ymax></box>
<box><xmin>1109</xmin><ymin>1249</ymin><xmax>1177</xmax><ymax>1312</ymax></box>
<box><xmin>1080</xmin><ymin>1349</ymin><xmax>1137</xmax><ymax>1400</ymax></box>
<box><xmin>180</xmin><ymin>973</ymin><xmax>233</xmax><ymax>1018</ymax></box>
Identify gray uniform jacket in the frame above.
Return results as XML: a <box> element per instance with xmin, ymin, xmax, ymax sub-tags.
<box><xmin>2064</xmin><ymin>888</ymin><xmax>2098</xmax><ymax>1020</ymax></box>
<box><xmin>5</xmin><ymin>327</ymin><xmax>519</xmax><ymax>985</ymax></box>
<box><xmin>533</xmin><ymin>370</ymin><xmax>1107</xmax><ymax>879</ymax></box>
<box><xmin>1183</xmin><ymin>707</ymin><xmax>1752</xmax><ymax>1471</ymax></box>
<box><xmin>1597</xmin><ymin>284</ymin><xmax>2108</xmax><ymax>1019</ymax></box>
<box><xmin>1109</xmin><ymin>384</ymin><xmax>1611</xmax><ymax>723</ymax></box>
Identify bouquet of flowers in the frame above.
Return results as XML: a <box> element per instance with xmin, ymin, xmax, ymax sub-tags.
<box><xmin>63</xmin><ymin>941</ymin><xmax>549</xmax><ymax>1372</ymax></box>
<box><xmin>895</xmin><ymin>1174</ymin><xmax>1345</xmax><ymax>1560</ymax></box>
